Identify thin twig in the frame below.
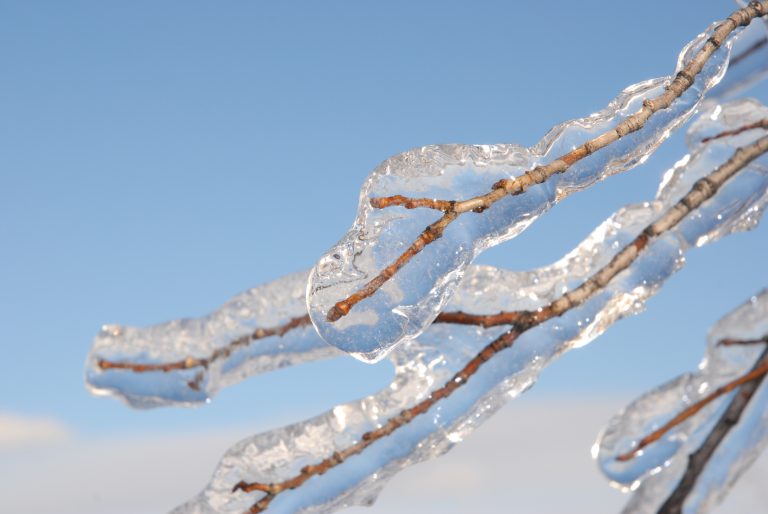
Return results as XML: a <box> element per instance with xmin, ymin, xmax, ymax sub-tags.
<box><xmin>701</xmin><ymin>118</ymin><xmax>768</xmax><ymax>143</ymax></box>
<box><xmin>94</xmin><ymin>310</ymin><xmax>524</xmax><ymax>380</ymax></box>
<box><xmin>615</xmin><ymin>341</ymin><xmax>768</xmax><ymax>462</ymax></box>
<box><xmin>96</xmin><ymin>315</ymin><xmax>313</xmax><ymax>373</ymax></box>
<box><xmin>233</xmin><ymin>115</ymin><xmax>768</xmax><ymax>514</ymax></box>
<box><xmin>433</xmin><ymin>310</ymin><xmax>527</xmax><ymax>328</ymax></box>
<box><xmin>657</xmin><ymin>346</ymin><xmax>768</xmax><ymax>514</ymax></box>
<box><xmin>326</xmin><ymin>1</ymin><xmax>768</xmax><ymax>323</ymax></box>
<box><xmin>369</xmin><ymin>195</ymin><xmax>455</xmax><ymax>211</ymax></box>
<box><xmin>720</xmin><ymin>335</ymin><xmax>768</xmax><ymax>346</ymax></box>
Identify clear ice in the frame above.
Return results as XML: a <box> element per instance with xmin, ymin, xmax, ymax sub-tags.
<box><xmin>85</xmin><ymin>270</ymin><xmax>338</xmax><ymax>408</ymax></box>
<box><xmin>306</xmin><ymin>22</ymin><xmax>745</xmax><ymax>363</ymax></box>
<box><xmin>596</xmin><ymin>290</ymin><xmax>768</xmax><ymax>514</ymax></box>
<box><xmin>164</xmin><ymin>99</ymin><xmax>768</xmax><ymax>514</ymax></box>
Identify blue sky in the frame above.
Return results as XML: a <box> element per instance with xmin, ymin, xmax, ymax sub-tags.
<box><xmin>1</xmin><ymin>1</ymin><xmax>767</xmax><ymax>511</ymax></box>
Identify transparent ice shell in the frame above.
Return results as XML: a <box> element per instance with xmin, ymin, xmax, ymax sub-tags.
<box><xmin>596</xmin><ymin>290</ymin><xmax>768</xmax><ymax>514</ymax></box>
<box><xmin>168</xmin><ymin>99</ymin><xmax>768</xmax><ymax>514</ymax></box>
<box><xmin>306</xmin><ymin>22</ymin><xmax>745</xmax><ymax>363</ymax></box>
<box><xmin>85</xmin><ymin>270</ymin><xmax>338</xmax><ymax>408</ymax></box>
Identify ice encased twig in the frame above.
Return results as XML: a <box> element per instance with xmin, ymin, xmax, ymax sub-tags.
<box><xmin>173</xmin><ymin>100</ymin><xmax>768</xmax><ymax>514</ymax></box>
<box><xmin>703</xmin><ymin>9</ymin><xmax>768</xmax><ymax>104</ymax></box>
<box><xmin>596</xmin><ymin>291</ymin><xmax>768</xmax><ymax>514</ymax></box>
<box><xmin>85</xmin><ymin>271</ymin><xmax>337</xmax><ymax>408</ymax></box>
<box><xmin>307</xmin><ymin>22</ymin><xmax>744</xmax><ymax>363</ymax></box>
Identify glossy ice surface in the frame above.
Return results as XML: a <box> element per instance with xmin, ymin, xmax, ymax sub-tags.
<box><xmin>165</xmin><ymin>100</ymin><xmax>768</xmax><ymax>513</ymax></box>
<box><xmin>307</xmin><ymin>22</ymin><xmax>741</xmax><ymax>363</ymax></box>
<box><xmin>596</xmin><ymin>289</ymin><xmax>768</xmax><ymax>514</ymax></box>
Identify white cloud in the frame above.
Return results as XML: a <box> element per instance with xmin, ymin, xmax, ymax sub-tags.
<box><xmin>0</xmin><ymin>412</ymin><xmax>71</xmax><ymax>450</ymax></box>
<box><xmin>0</xmin><ymin>397</ymin><xmax>765</xmax><ymax>514</ymax></box>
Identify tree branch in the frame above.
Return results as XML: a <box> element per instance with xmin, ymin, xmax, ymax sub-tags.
<box><xmin>94</xmin><ymin>310</ymin><xmax>526</xmax><ymax>379</ymax></box>
<box><xmin>720</xmin><ymin>335</ymin><xmax>768</xmax><ymax>346</ymax></box>
<box><xmin>657</xmin><ymin>345</ymin><xmax>768</xmax><ymax>514</ymax></box>
<box><xmin>96</xmin><ymin>315</ymin><xmax>313</xmax><ymax>374</ymax></box>
<box><xmin>615</xmin><ymin>340</ymin><xmax>768</xmax><ymax>462</ymax></box>
<box><xmin>701</xmin><ymin>118</ymin><xmax>768</xmax><ymax>143</ymax></box>
<box><xmin>233</xmin><ymin>121</ymin><xmax>768</xmax><ymax>514</ymax></box>
<box><xmin>325</xmin><ymin>1</ymin><xmax>768</xmax><ymax>323</ymax></box>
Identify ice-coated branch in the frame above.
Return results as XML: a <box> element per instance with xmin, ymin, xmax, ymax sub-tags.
<box><xmin>325</xmin><ymin>0</ymin><xmax>765</xmax><ymax>325</ymax></box>
<box><xmin>307</xmin><ymin>1</ymin><xmax>768</xmax><ymax>363</ymax></box>
<box><xmin>89</xmin><ymin>118</ymin><xmax>768</xmax><ymax>409</ymax></box>
<box><xmin>89</xmin><ymin>307</ymin><xmax>521</xmax><ymax>402</ymax></box>
<box><xmin>657</xmin><ymin>347</ymin><xmax>768</xmax><ymax>514</ymax></box>
<box><xmin>85</xmin><ymin>270</ymin><xmax>335</xmax><ymax>408</ymax></box>
<box><xmin>597</xmin><ymin>289</ymin><xmax>768</xmax><ymax>514</ymax></box>
<box><xmin>171</xmin><ymin>100</ymin><xmax>768</xmax><ymax>514</ymax></box>
<box><xmin>87</xmin><ymin>296</ymin><xmax>524</xmax><ymax>408</ymax></box>
<box><xmin>701</xmin><ymin>118</ymin><xmax>768</xmax><ymax>142</ymax></box>
<box><xmin>616</xmin><ymin>342</ymin><xmax>768</xmax><ymax>463</ymax></box>
<box><xmin>721</xmin><ymin>335</ymin><xmax>768</xmax><ymax>346</ymax></box>
<box><xmin>233</xmin><ymin>119</ymin><xmax>768</xmax><ymax>514</ymax></box>
<box><xmin>96</xmin><ymin>315</ymin><xmax>313</xmax><ymax>375</ymax></box>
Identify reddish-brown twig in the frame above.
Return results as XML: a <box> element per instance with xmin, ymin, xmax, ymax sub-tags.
<box><xmin>720</xmin><ymin>335</ymin><xmax>768</xmax><ymax>346</ymax></box>
<box><xmin>96</xmin><ymin>315</ymin><xmax>313</xmax><ymax>374</ymax></box>
<box><xmin>233</xmin><ymin>114</ymin><xmax>768</xmax><ymax>514</ymax></box>
<box><xmin>98</xmin><ymin>123</ymin><xmax>768</xmax><ymax>395</ymax></box>
<box><xmin>433</xmin><ymin>309</ymin><xmax>527</xmax><ymax>328</ymax></box>
<box><xmin>701</xmin><ymin>118</ymin><xmax>768</xmax><ymax>143</ymax></box>
<box><xmin>616</xmin><ymin>341</ymin><xmax>768</xmax><ymax>462</ymax></box>
<box><xmin>94</xmin><ymin>310</ymin><xmax>529</xmax><ymax>385</ymax></box>
<box><xmin>658</xmin><ymin>345</ymin><xmax>768</xmax><ymax>513</ymax></box>
<box><xmin>325</xmin><ymin>1</ymin><xmax>768</xmax><ymax>323</ymax></box>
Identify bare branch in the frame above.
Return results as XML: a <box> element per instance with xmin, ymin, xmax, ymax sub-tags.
<box><xmin>615</xmin><ymin>340</ymin><xmax>768</xmax><ymax>462</ymax></box>
<box><xmin>96</xmin><ymin>315</ymin><xmax>313</xmax><ymax>374</ymax></box>
<box><xmin>701</xmin><ymin>118</ymin><xmax>768</xmax><ymax>143</ymax></box>
<box><xmin>433</xmin><ymin>310</ymin><xmax>527</xmax><ymax>328</ymax></box>
<box><xmin>233</xmin><ymin>117</ymin><xmax>768</xmax><ymax>514</ymax></box>
<box><xmin>94</xmin><ymin>309</ymin><xmax>526</xmax><ymax>382</ymax></box>
<box><xmin>326</xmin><ymin>1</ymin><xmax>768</xmax><ymax>323</ymax></box>
<box><xmin>369</xmin><ymin>195</ymin><xmax>454</xmax><ymax>211</ymax></box>
<box><xmin>720</xmin><ymin>335</ymin><xmax>768</xmax><ymax>346</ymax></box>
<box><xmin>657</xmin><ymin>346</ymin><xmax>768</xmax><ymax>514</ymax></box>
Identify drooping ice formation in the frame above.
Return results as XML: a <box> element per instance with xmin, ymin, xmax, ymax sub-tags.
<box><xmin>171</xmin><ymin>100</ymin><xmax>768</xmax><ymax>514</ymax></box>
<box><xmin>307</xmin><ymin>21</ymin><xmax>746</xmax><ymax>363</ymax></box>
<box><xmin>85</xmin><ymin>270</ymin><xmax>338</xmax><ymax>408</ymax></box>
<box><xmin>596</xmin><ymin>290</ymin><xmax>768</xmax><ymax>514</ymax></box>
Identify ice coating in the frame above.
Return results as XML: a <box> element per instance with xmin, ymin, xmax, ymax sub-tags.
<box><xmin>703</xmin><ymin>9</ymin><xmax>768</xmax><ymax>104</ymax></box>
<box><xmin>596</xmin><ymin>291</ymin><xmax>768</xmax><ymax>514</ymax></box>
<box><xmin>173</xmin><ymin>100</ymin><xmax>768</xmax><ymax>514</ymax></box>
<box><xmin>85</xmin><ymin>270</ymin><xmax>338</xmax><ymax>408</ymax></box>
<box><xmin>307</xmin><ymin>22</ymin><xmax>743</xmax><ymax>363</ymax></box>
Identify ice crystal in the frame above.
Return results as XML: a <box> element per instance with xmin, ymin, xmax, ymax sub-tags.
<box><xmin>306</xmin><ymin>22</ymin><xmax>744</xmax><ymax>363</ymax></box>
<box><xmin>596</xmin><ymin>290</ymin><xmax>768</xmax><ymax>514</ymax></box>
<box><xmin>165</xmin><ymin>100</ymin><xmax>768</xmax><ymax>514</ymax></box>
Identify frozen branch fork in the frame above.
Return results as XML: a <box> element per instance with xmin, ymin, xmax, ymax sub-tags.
<box><xmin>81</xmin><ymin>4</ymin><xmax>768</xmax><ymax>514</ymax></box>
<box><xmin>151</xmin><ymin>99</ymin><xmax>768</xmax><ymax>514</ymax></box>
<box><xmin>307</xmin><ymin>1</ymin><xmax>768</xmax><ymax>362</ymax></box>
